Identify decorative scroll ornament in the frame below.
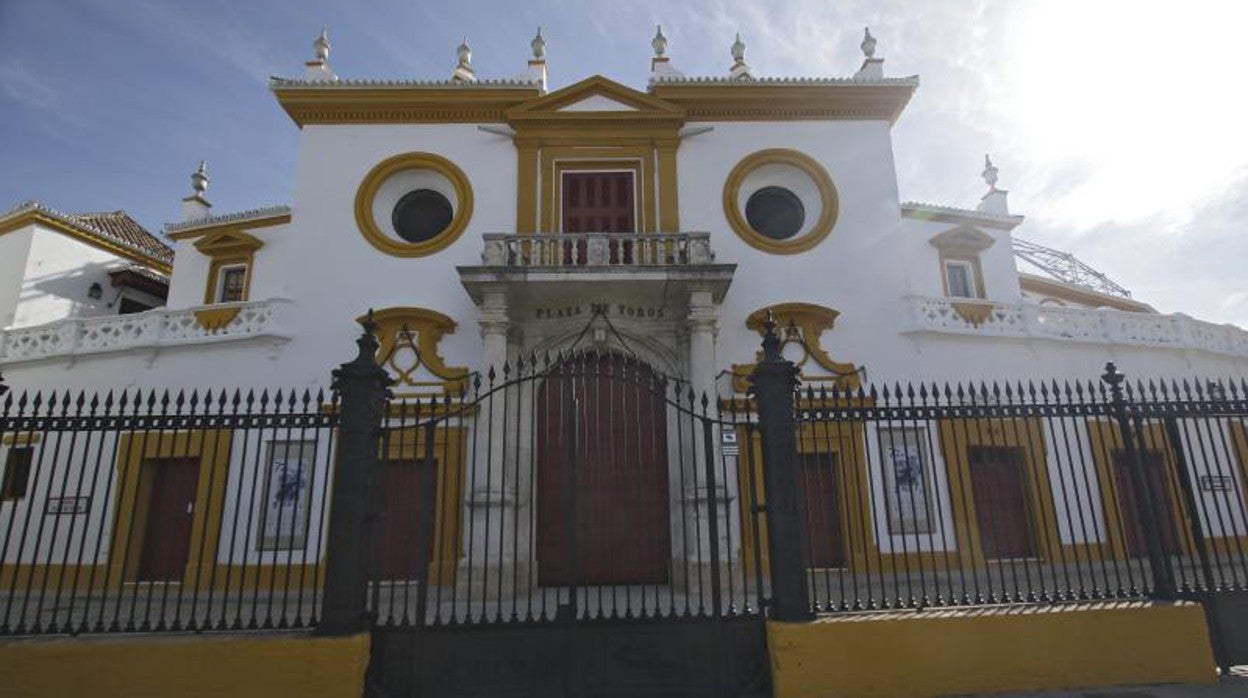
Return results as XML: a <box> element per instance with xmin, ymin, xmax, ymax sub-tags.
<box><xmin>361</xmin><ymin>307</ymin><xmax>469</xmax><ymax>395</ymax></box>
<box><xmin>731</xmin><ymin>303</ymin><xmax>861</xmax><ymax>392</ymax></box>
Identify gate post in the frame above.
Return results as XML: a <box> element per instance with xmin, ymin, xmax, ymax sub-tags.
<box><xmin>318</xmin><ymin>313</ymin><xmax>393</xmax><ymax>636</ymax></box>
<box><xmin>1101</xmin><ymin>362</ymin><xmax>1177</xmax><ymax>600</ymax></box>
<box><xmin>750</xmin><ymin>311</ymin><xmax>813</xmax><ymax>621</ymax></box>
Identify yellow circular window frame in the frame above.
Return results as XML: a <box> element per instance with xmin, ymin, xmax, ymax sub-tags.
<box><xmin>722</xmin><ymin>149</ymin><xmax>839</xmax><ymax>255</ymax></box>
<box><xmin>354</xmin><ymin>152</ymin><xmax>474</xmax><ymax>257</ymax></box>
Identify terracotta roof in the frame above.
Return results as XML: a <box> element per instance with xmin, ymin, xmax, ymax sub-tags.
<box><xmin>64</xmin><ymin>210</ymin><xmax>173</xmax><ymax>265</ymax></box>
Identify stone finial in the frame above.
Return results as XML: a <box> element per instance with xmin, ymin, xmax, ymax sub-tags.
<box><xmin>729</xmin><ymin>32</ymin><xmax>753</xmax><ymax>80</ymax></box>
<box><xmin>982</xmin><ymin>154</ymin><xmax>999</xmax><ymax>189</ymax></box>
<box><xmin>977</xmin><ymin>154</ymin><xmax>1010</xmax><ymax>215</ymax></box>
<box><xmin>303</xmin><ymin>26</ymin><xmax>338</xmax><ymax>81</ymax></box>
<box><xmin>649</xmin><ymin>24</ymin><xmax>685</xmax><ymax>82</ymax></box>
<box><xmin>452</xmin><ymin>37</ymin><xmax>476</xmax><ymax>82</ymax></box>
<box><xmin>531</xmin><ymin>27</ymin><xmax>546</xmax><ymax>60</ymax></box>
<box><xmin>861</xmin><ymin>27</ymin><xmax>876</xmax><ymax>58</ymax></box>
<box><xmin>181</xmin><ymin>161</ymin><xmax>212</xmax><ymax>221</ymax></box>
<box><xmin>853</xmin><ymin>27</ymin><xmax>884</xmax><ymax>80</ymax></box>
<box><xmin>315</xmin><ymin>27</ymin><xmax>330</xmax><ymax>62</ymax></box>
<box><xmin>652</xmin><ymin>25</ymin><xmax>668</xmax><ymax>57</ymax></box>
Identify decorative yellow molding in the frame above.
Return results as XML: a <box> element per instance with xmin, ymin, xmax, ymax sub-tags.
<box><xmin>723</xmin><ymin>149</ymin><xmax>838</xmax><ymax>254</ymax></box>
<box><xmin>353</xmin><ymin>152</ymin><xmax>473</xmax><ymax>257</ymax></box>
<box><xmin>506</xmin><ymin>75</ymin><xmax>686</xmax><ymax>127</ymax></box>
<box><xmin>650</xmin><ymin>82</ymin><xmax>916</xmax><ymax>123</ymax></box>
<box><xmin>360</xmin><ymin>307</ymin><xmax>469</xmax><ymax>395</ymax></box>
<box><xmin>731</xmin><ymin>303</ymin><xmax>860</xmax><ymax>392</ymax></box>
<box><xmin>1019</xmin><ymin>274</ymin><xmax>1154</xmax><ymax>313</ymax></box>
<box><xmin>0</xmin><ymin>211</ymin><xmax>171</xmax><ymax>275</ymax></box>
<box><xmin>951</xmin><ymin>301</ymin><xmax>993</xmax><ymax>326</ymax></box>
<box><xmin>271</xmin><ymin>85</ymin><xmax>541</xmax><ymax>126</ymax></box>
<box><xmin>193</xmin><ymin>307</ymin><xmax>242</xmax><ymax>331</ymax></box>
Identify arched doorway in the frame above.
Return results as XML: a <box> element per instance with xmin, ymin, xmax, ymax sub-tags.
<box><xmin>536</xmin><ymin>352</ymin><xmax>671</xmax><ymax>586</ymax></box>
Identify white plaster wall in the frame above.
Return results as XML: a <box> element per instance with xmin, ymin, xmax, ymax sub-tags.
<box><xmin>165</xmin><ymin>238</ymin><xmax>212</xmax><ymax>308</ymax></box>
<box><xmin>0</xmin><ymin>226</ymin><xmax>34</xmax><ymax>329</ymax></box>
<box><xmin>12</xmin><ymin>226</ymin><xmax>130</xmax><ymax>329</ymax></box>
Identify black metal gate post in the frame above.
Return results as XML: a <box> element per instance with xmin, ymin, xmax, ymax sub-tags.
<box><xmin>750</xmin><ymin>312</ymin><xmax>813</xmax><ymax>622</ymax></box>
<box><xmin>1102</xmin><ymin>362</ymin><xmax>1177</xmax><ymax>600</ymax></box>
<box><xmin>318</xmin><ymin>314</ymin><xmax>393</xmax><ymax>636</ymax></box>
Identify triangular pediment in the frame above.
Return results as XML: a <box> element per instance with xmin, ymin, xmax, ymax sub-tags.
<box><xmin>507</xmin><ymin>75</ymin><xmax>685</xmax><ymax>121</ymax></box>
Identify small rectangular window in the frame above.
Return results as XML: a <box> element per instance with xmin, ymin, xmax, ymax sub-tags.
<box><xmin>944</xmin><ymin>260</ymin><xmax>979</xmax><ymax>298</ymax></box>
<box><xmin>217</xmin><ymin>265</ymin><xmax>247</xmax><ymax>303</ymax></box>
<box><xmin>2</xmin><ymin>448</ymin><xmax>34</xmax><ymax>500</ymax></box>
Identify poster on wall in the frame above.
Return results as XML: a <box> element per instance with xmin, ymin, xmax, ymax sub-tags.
<box><xmin>258</xmin><ymin>441</ymin><xmax>315</xmax><ymax>550</ymax></box>
<box><xmin>878</xmin><ymin>427</ymin><xmax>935</xmax><ymax>534</ymax></box>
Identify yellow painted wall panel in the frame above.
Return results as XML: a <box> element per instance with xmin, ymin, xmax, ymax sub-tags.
<box><xmin>0</xmin><ymin>631</ymin><xmax>369</xmax><ymax>698</ymax></box>
<box><xmin>769</xmin><ymin>601</ymin><xmax>1215</xmax><ymax>698</ymax></box>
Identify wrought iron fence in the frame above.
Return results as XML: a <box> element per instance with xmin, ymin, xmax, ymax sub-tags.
<box><xmin>791</xmin><ymin>370</ymin><xmax>1248</xmax><ymax>614</ymax></box>
<box><xmin>0</xmin><ymin>386</ymin><xmax>337</xmax><ymax>634</ymax></box>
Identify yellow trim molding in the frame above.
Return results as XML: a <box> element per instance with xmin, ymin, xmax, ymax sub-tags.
<box><xmin>359</xmin><ymin>308</ymin><xmax>469</xmax><ymax>395</ymax></box>
<box><xmin>195</xmin><ymin>230</ymin><xmax>263</xmax><ymax>304</ymax></box>
<box><xmin>1</xmin><ymin>432</ymin><xmax>42</xmax><ymax>446</ymax></box>
<box><xmin>273</xmin><ymin>84</ymin><xmax>541</xmax><ymax>126</ymax></box>
<box><xmin>1019</xmin><ymin>273</ymin><xmax>1155</xmax><ymax>313</ymax></box>
<box><xmin>108</xmin><ymin>429</ymin><xmax>233</xmax><ymax>590</ymax></box>
<box><xmin>354</xmin><ymin>152</ymin><xmax>474</xmax><ymax>257</ymax></box>
<box><xmin>938</xmin><ymin>418</ymin><xmax>1063</xmax><ymax>567</ymax></box>
<box><xmin>0</xmin><ymin>210</ymin><xmax>171</xmax><ymax>275</ymax></box>
<box><xmin>167</xmin><ymin>212</ymin><xmax>291</xmax><ymax>242</ymax></box>
<box><xmin>732</xmin><ymin>303</ymin><xmax>860</xmax><ymax>392</ymax></box>
<box><xmin>723</xmin><ymin>149</ymin><xmax>838</xmax><ymax>254</ymax></box>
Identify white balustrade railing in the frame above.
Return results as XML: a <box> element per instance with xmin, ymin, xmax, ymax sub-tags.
<box><xmin>906</xmin><ymin>295</ymin><xmax>1248</xmax><ymax>358</ymax></box>
<box><xmin>0</xmin><ymin>298</ymin><xmax>294</xmax><ymax>364</ymax></box>
<box><xmin>481</xmin><ymin>232</ymin><xmax>714</xmax><ymax>268</ymax></box>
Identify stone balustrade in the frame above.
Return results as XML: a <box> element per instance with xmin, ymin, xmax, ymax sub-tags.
<box><xmin>480</xmin><ymin>232</ymin><xmax>714</xmax><ymax>268</ymax></box>
<box><xmin>906</xmin><ymin>295</ymin><xmax>1248</xmax><ymax>358</ymax></box>
<box><xmin>0</xmin><ymin>298</ymin><xmax>294</xmax><ymax>364</ymax></box>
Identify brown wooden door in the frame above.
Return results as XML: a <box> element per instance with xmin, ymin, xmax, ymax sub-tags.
<box><xmin>376</xmin><ymin>459</ymin><xmax>438</xmax><ymax>580</ymax></box>
<box><xmin>800</xmin><ymin>452</ymin><xmax>845</xmax><ymax>568</ymax></box>
<box><xmin>137</xmin><ymin>457</ymin><xmax>200</xmax><ymax>582</ymax></box>
<box><xmin>967</xmin><ymin>446</ymin><xmax>1037</xmax><ymax>559</ymax></box>
<box><xmin>561</xmin><ymin>172</ymin><xmax>635</xmax><ymax>233</ymax></box>
<box><xmin>1111</xmin><ymin>450</ymin><xmax>1181</xmax><ymax>557</ymax></box>
<box><xmin>537</xmin><ymin>354</ymin><xmax>670</xmax><ymax>586</ymax></box>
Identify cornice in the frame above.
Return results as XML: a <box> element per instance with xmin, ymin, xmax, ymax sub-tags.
<box><xmin>166</xmin><ymin>205</ymin><xmax>292</xmax><ymax>240</ymax></box>
<box><xmin>270</xmin><ymin>79</ymin><xmax>542</xmax><ymax>126</ymax></box>
<box><xmin>1018</xmin><ymin>273</ymin><xmax>1155</xmax><ymax>313</ymax></box>
<box><xmin>900</xmin><ymin>201</ymin><xmax>1024</xmax><ymax>231</ymax></box>
<box><xmin>0</xmin><ymin>201</ymin><xmax>172</xmax><ymax>274</ymax></box>
<box><xmin>649</xmin><ymin>81</ymin><xmax>918</xmax><ymax>124</ymax></box>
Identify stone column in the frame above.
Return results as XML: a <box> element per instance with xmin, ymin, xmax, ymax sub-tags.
<box><xmin>460</xmin><ymin>286</ymin><xmax>526</xmax><ymax>598</ymax></box>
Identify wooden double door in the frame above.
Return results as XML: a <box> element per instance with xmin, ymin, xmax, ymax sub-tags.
<box><xmin>536</xmin><ymin>354</ymin><xmax>671</xmax><ymax>586</ymax></box>
<box><xmin>136</xmin><ymin>457</ymin><xmax>200</xmax><ymax>582</ymax></box>
<box><xmin>1111</xmin><ymin>449</ymin><xmax>1183</xmax><ymax>557</ymax></box>
<box><xmin>966</xmin><ymin>446</ymin><xmax>1040</xmax><ymax>560</ymax></box>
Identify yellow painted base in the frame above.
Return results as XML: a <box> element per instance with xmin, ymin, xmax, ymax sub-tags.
<box><xmin>0</xmin><ymin>630</ymin><xmax>369</xmax><ymax>698</ymax></box>
<box><xmin>768</xmin><ymin>601</ymin><xmax>1216</xmax><ymax>698</ymax></box>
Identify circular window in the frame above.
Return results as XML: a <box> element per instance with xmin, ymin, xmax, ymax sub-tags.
<box><xmin>354</xmin><ymin>152</ymin><xmax>474</xmax><ymax>257</ymax></box>
<box><xmin>723</xmin><ymin>149</ymin><xmax>838</xmax><ymax>254</ymax></box>
<box><xmin>745</xmin><ymin>187</ymin><xmax>805</xmax><ymax>240</ymax></box>
<box><xmin>392</xmin><ymin>189</ymin><xmax>453</xmax><ymax>243</ymax></box>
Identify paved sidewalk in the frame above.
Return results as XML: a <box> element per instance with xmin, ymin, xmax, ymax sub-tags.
<box><xmin>962</xmin><ymin>669</ymin><xmax>1248</xmax><ymax>696</ymax></box>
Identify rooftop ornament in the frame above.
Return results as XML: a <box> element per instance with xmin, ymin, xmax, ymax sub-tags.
<box><xmin>652</xmin><ymin>25</ymin><xmax>668</xmax><ymax>57</ymax></box>
<box><xmin>982</xmin><ymin>154</ymin><xmax>1000</xmax><ymax>191</ymax></box>
<box><xmin>181</xmin><ymin>161</ymin><xmax>212</xmax><ymax>222</ymax></box>
<box><xmin>729</xmin><ymin>32</ymin><xmax>754</xmax><ymax>80</ymax></box>
<box><xmin>649</xmin><ymin>24</ymin><xmax>684</xmax><ymax>81</ymax></box>
<box><xmin>977</xmin><ymin>154</ymin><xmax>1010</xmax><ymax>215</ymax></box>
<box><xmin>303</xmin><ymin>27</ymin><xmax>338</xmax><ymax>81</ymax></box>
<box><xmin>853</xmin><ymin>27</ymin><xmax>884</xmax><ymax>80</ymax></box>
<box><xmin>531</xmin><ymin>27</ymin><xmax>546</xmax><ymax>61</ymax></box>
<box><xmin>452</xmin><ymin>37</ymin><xmax>476</xmax><ymax>82</ymax></box>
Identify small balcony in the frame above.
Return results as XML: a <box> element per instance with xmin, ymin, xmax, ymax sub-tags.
<box><xmin>460</xmin><ymin>232</ymin><xmax>735</xmax><ymax>306</ymax></box>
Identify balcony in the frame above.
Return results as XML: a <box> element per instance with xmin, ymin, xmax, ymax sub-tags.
<box><xmin>0</xmin><ymin>298</ymin><xmax>294</xmax><ymax>364</ymax></box>
<box><xmin>460</xmin><ymin>232</ymin><xmax>735</xmax><ymax>306</ymax></box>
<box><xmin>905</xmin><ymin>295</ymin><xmax>1248</xmax><ymax>358</ymax></box>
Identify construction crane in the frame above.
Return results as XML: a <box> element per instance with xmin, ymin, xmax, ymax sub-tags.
<box><xmin>1012</xmin><ymin>238</ymin><xmax>1132</xmax><ymax>299</ymax></box>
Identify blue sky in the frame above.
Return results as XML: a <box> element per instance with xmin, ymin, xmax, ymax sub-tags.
<box><xmin>2</xmin><ymin>0</ymin><xmax>1246</xmax><ymax>326</ymax></box>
